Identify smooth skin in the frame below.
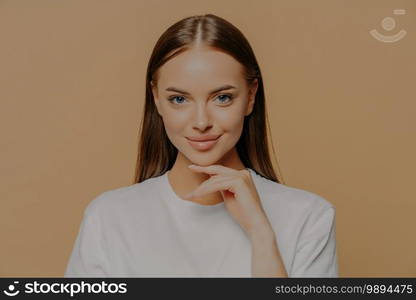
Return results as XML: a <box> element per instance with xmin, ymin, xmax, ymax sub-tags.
<box><xmin>152</xmin><ymin>43</ymin><xmax>288</xmax><ymax>277</ymax></box>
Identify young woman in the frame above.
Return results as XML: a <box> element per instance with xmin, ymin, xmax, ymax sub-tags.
<box><xmin>65</xmin><ymin>14</ymin><xmax>338</xmax><ymax>278</ymax></box>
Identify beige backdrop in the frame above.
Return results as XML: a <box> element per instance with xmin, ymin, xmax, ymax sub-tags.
<box><xmin>1</xmin><ymin>0</ymin><xmax>415</xmax><ymax>277</ymax></box>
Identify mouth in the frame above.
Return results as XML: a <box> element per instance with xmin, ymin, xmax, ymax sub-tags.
<box><xmin>186</xmin><ymin>135</ymin><xmax>221</xmax><ymax>151</ymax></box>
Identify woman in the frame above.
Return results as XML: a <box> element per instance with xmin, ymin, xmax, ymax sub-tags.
<box><xmin>65</xmin><ymin>14</ymin><xmax>338</xmax><ymax>278</ymax></box>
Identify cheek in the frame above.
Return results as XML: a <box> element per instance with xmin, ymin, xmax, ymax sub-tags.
<box><xmin>214</xmin><ymin>106</ymin><xmax>245</xmax><ymax>132</ymax></box>
<box><xmin>161</xmin><ymin>109</ymin><xmax>188</xmax><ymax>134</ymax></box>
<box><xmin>161</xmin><ymin>102</ymin><xmax>246</xmax><ymax>137</ymax></box>
<box><xmin>217</xmin><ymin>115</ymin><xmax>243</xmax><ymax>133</ymax></box>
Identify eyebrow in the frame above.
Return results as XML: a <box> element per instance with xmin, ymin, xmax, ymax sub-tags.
<box><xmin>165</xmin><ymin>84</ymin><xmax>237</xmax><ymax>95</ymax></box>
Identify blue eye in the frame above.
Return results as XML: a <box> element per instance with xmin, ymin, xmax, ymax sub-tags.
<box><xmin>168</xmin><ymin>96</ymin><xmax>187</xmax><ymax>104</ymax></box>
<box><xmin>167</xmin><ymin>94</ymin><xmax>233</xmax><ymax>105</ymax></box>
<box><xmin>216</xmin><ymin>94</ymin><xmax>233</xmax><ymax>104</ymax></box>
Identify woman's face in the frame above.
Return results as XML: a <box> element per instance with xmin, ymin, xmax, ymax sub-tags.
<box><xmin>152</xmin><ymin>45</ymin><xmax>258</xmax><ymax>166</ymax></box>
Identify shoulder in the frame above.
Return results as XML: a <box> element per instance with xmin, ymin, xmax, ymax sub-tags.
<box><xmin>249</xmin><ymin>169</ymin><xmax>335</xmax><ymax>223</ymax></box>
<box><xmin>83</xmin><ymin>174</ymin><xmax>164</xmax><ymax>219</ymax></box>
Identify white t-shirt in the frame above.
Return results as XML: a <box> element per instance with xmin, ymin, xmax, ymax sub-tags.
<box><xmin>64</xmin><ymin>168</ymin><xmax>338</xmax><ymax>277</ymax></box>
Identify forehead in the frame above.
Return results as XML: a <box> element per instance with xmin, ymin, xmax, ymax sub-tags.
<box><xmin>156</xmin><ymin>46</ymin><xmax>246</xmax><ymax>91</ymax></box>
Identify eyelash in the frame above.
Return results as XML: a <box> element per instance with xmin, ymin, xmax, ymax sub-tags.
<box><xmin>167</xmin><ymin>94</ymin><xmax>234</xmax><ymax>105</ymax></box>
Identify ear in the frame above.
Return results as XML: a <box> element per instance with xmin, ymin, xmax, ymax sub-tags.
<box><xmin>245</xmin><ymin>78</ymin><xmax>258</xmax><ymax>116</ymax></box>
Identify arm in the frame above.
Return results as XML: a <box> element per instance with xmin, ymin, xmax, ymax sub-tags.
<box><xmin>249</xmin><ymin>220</ymin><xmax>288</xmax><ymax>277</ymax></box>
<box><xmin>291</xmin><ymin>203</ymin><xmax>338</xmax><ymax>277</ymax></box>
<box><xmin>64</xmin><ymin>198</ymin><xmax>109</xmax><ymax>277</ymax></box>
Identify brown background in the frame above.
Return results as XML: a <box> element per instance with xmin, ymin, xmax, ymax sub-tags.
<box><xmin>1</xmin><ymin>0</ymin><xmax>415</xmax><ymax>277</ymax></box>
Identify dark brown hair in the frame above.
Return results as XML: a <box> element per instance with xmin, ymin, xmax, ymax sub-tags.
<box><xmin>134</xmin><ymin>14</ymin><xmax>284</xmax><ymax>184</ymax></box>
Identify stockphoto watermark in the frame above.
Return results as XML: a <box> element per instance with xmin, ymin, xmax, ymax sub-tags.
<box><xmin>2</xmin><ymin>280</ymin><xmax>127</xmax><ymax>297</ymax></box>
<box><xmin>370</xmin><ymin>9</ymin><xmax>407</xmax><ymax>43</ymax></box>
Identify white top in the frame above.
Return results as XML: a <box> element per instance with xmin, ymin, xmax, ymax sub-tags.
<box><xmin>64</xmin><ymin>168</ymin><xmax>338</xmax><ymax>277</ymax></box>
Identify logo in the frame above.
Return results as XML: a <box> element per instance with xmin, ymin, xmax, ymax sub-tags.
<box><xmin>370</xmin><ymin>9</ymin><xmax>407</xmax><ymax>43</ymax></box>
<box><xmin>3</xmin><ymin>281</ymin><xmax>20</xmax><ymax>297</ymax></box>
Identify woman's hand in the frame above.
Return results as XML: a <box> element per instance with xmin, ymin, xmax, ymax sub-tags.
<box><xmin>183</xmin><ymin>164</ymin><xmax>273</xmax><ymax>241</ymax></box>
<box><xmin>184</xmin><ymin>164</ymin><xmax>288</xmax><ymax>277</ymax></box>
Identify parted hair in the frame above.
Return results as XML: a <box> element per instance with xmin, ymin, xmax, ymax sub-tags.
<box><xmin>133</xmin><ymin>13</ymin><xmax>284</xmax><ymax>185</ymax></box>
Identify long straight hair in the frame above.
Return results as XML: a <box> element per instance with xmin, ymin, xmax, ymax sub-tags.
<box><xmin>134</xmin><ymin>14</ymin><xmax>284</xmax><ymax>184</ymax></box>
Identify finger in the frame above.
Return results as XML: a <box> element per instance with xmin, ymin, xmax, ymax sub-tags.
<box><xmin>183</xmin><ymin>175</ymin><xmax>235</xmax><ymax>199</ymax></box>
<box><xmin>188</xmin><ymin>164</ymin><xmax>238</xmax><ymax>176</ymax></box>
<box><xmin>190</xmin><ymin>177</ymin><xmax>239</xmax><ymax>199</ymax></box>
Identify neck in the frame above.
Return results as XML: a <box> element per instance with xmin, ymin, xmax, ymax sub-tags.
<box><xmin>168</xmin><ymin>148</ymin><xmax>245</xmax><ymax>205</ymax></box>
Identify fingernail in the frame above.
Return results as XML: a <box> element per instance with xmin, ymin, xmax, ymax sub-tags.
<box><xmin>188</xmin><ymin>164</ymin><xmax>195</xmax><ymax>168</ymax></box>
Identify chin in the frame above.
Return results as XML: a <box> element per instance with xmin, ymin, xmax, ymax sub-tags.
<box><xmin>189</xmin><ymin>157</ymin><xmax>219</xmax><ymax>167</ymax></box>
<box><xmin>185</xmin><ymin>152</ymin><xmax>224</xmax><ymax>167</ymax></box>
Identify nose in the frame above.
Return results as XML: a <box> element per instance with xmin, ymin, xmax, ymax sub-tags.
<box><xmin>192</xmin><ymin>102</ymin><xmax>211</xmax><ymax>131</ymax></box>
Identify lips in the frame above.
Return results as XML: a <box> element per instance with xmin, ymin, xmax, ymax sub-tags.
<box><xmin>186</xmin><ymin>134</ymin><xmax>221</xmax><ymax>142</ymax></box>
<box><xmin>186</xmin><ymin>135</ymin><xmax>221</xmax><ymax>151</ymax></box>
